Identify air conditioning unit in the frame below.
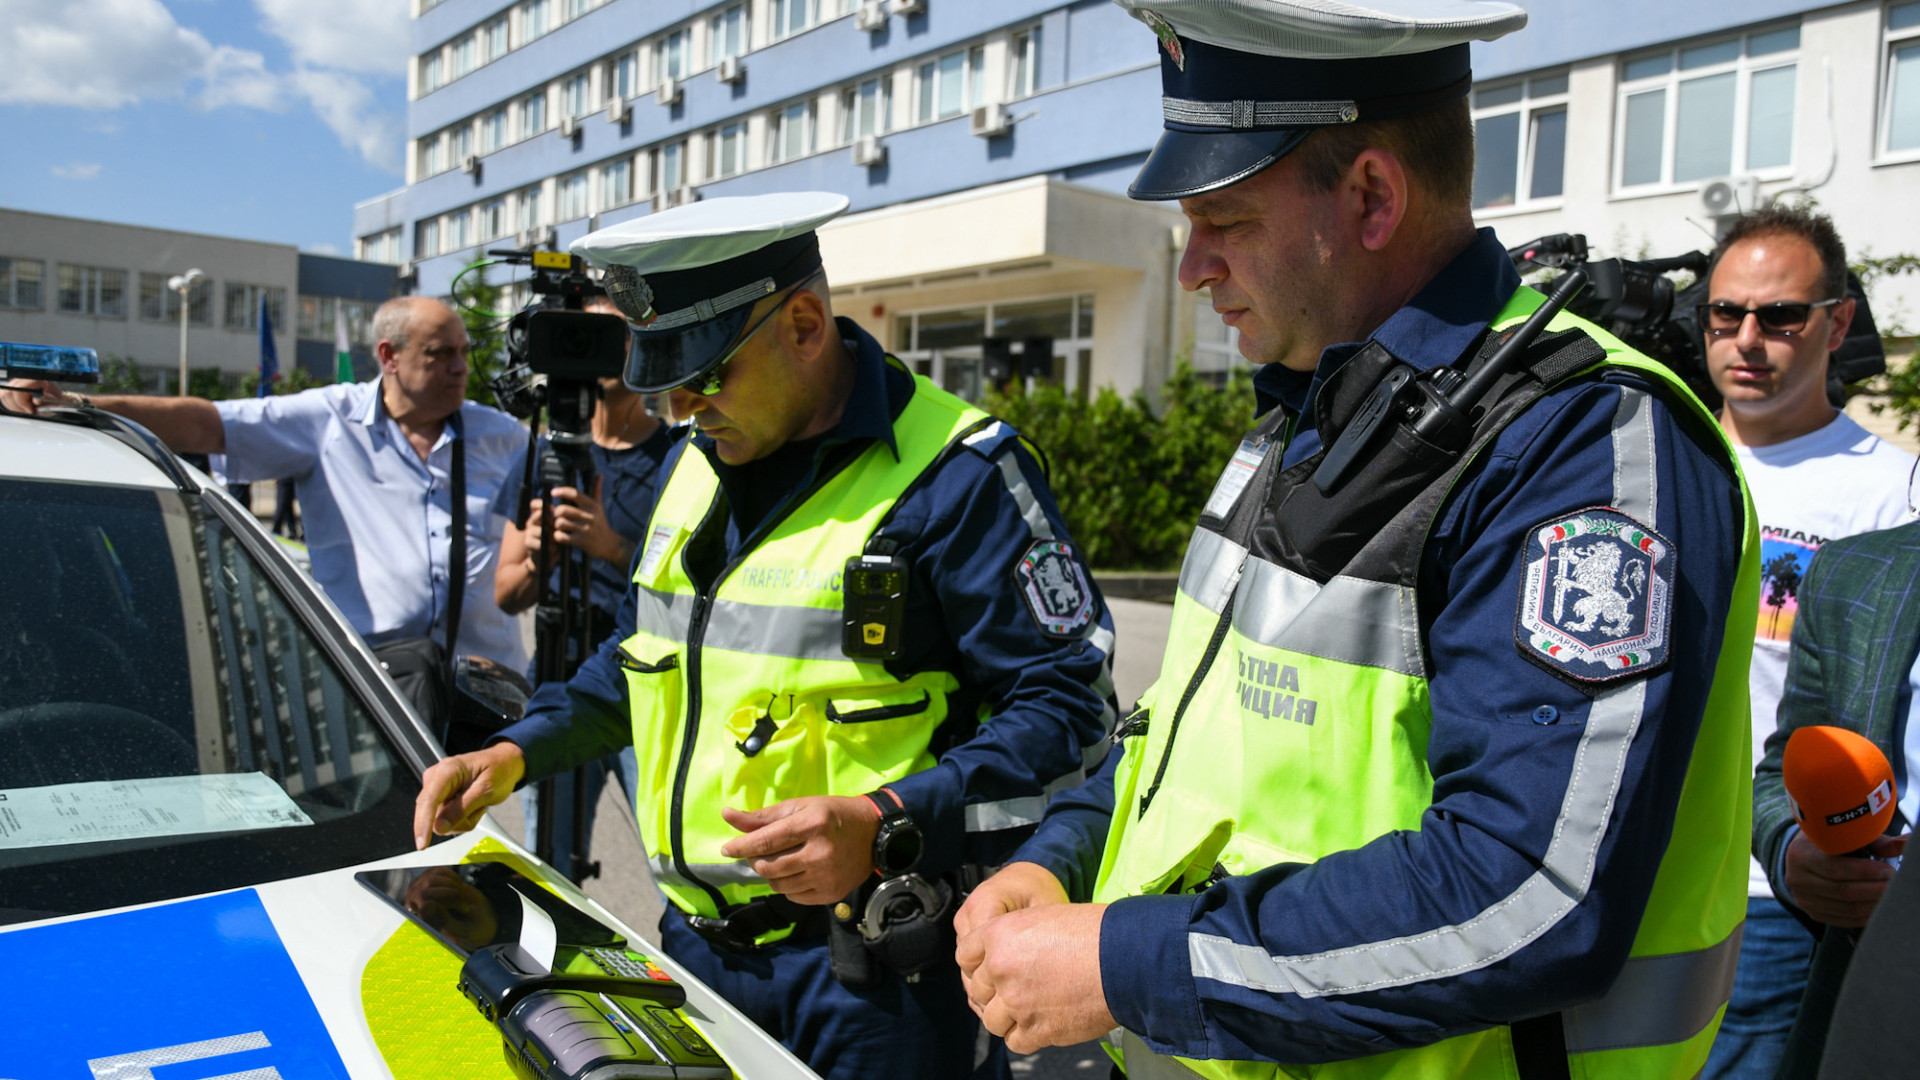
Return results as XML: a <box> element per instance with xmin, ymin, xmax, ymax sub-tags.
<box><xmin>969</xmin><ymin>104</ymin><xmax>1010</xmax><ymax>137</ymax></box>
<box><xmin>460</xmin><ymin>154</ymin><xmax>480</xmax><ymax>174</ymax></box>
<box><xmin>515</xmin><ymin>225</ymin><xmax>557</xmax><ymax>249</ymax></box>
<box><xmin>888</xmin><ymin>0</ymin><xmax>924</xmax><ymax>14</ymax></box>
<box><xmin>856</xmin><ymin>0</ymin><xmax>887</xmax><ymax>31</ymax></box>
<box><xmin>397</xmin><ymin>260</ymin><xmax>417</xmax><ymax>282</ymax></box>
<box><xmin>655</xmin><ymin>186</ymin><xmax>697</xmax><ymax>211</ymax></box>
<box><xmin>1697</xmin><ymin>175</ymin><xmax>1761</xmax><ymax>219</ymax></box>
<box><xmin>657</xmin><ymin>77</ymin><xmax>682</xmax><ymax>106</ymax></box>
<box><xmin>558</xmin><ymin>114</ymin><xmax>578</xmax><ymax>138</ymax></box>
<box><xmin>717</xmin><ymin>56</ymin><xmax>744</xmax><ymax>84</ymax></box>
<box><xmin>608</xmin><ymin>96</ymin><xmax>631</xmax><ymax>123</ymax></box>
<box><xmin>852</xmin><ymin>134</ymin><xmax>886</xmax><ymax>167</ymax></box>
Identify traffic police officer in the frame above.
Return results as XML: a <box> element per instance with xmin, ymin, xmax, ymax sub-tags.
<box><xmin>955</xmin><ymin>3</ymin><xmax>1760</xmax><ymax>1079</ymax></box>
<box><xmin>415</xmin><ymin>192</ymin><xmax>1116</xmax><ymax>1078</ymax></box>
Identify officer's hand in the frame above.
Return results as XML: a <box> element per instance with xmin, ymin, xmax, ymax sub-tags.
<box><xmin>718</xmin><ymin>796</ymin><xmax>878</xmax><ymax>906</ymax></box>
<box><xmin>1784</xmin><ymin>831</ymin><xmax>1907</xmax><ymax>928</ymax></box>
<box><xmin>0</xmin><ymin>379</ymin><xmax>66</xmax><ymax>415</ymax></box>
<box><xmin>953</xmin><ymin>861</ymin><xmax>1068</xmax><ymax>939</ymax></box>
<box><xmin>413</xmin><ymin>742</ymin><xmax>527</xmax><ymax>849</ymax></box>
<box><xmin>956</xmin><ymin>901</ymin><xmax>1115</xmax><ymax>1055</ymax></box>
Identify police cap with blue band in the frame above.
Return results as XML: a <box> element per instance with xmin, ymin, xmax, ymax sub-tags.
<box><xmin>1115</xmin><ymin>0</ymin><xmax>1528</xmax><ymax>201</ymax></box>
<box><xmin>570</xmin><ymin>192</ymin><xmax>851</xmax><ymax>394</ymax></box>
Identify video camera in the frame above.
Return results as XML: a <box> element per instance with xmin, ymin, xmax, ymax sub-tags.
<box><xmin>486</xmin><ymin>249</ymin><xmax>629</xmax><ymax>426</ymax></box>
<box><xmin>1508</xmin><ymin>233</ymin><xmax>1887</xmax><ymax>410</ymax></box>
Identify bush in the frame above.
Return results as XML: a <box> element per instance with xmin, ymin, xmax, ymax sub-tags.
<box><xmin>985</xmin><ymin>362</ymin><xmax>1254</xmax><ymax>570</ymax></box>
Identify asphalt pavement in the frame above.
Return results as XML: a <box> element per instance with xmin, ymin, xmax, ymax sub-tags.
<box><xmin>492</xmin><ymin>595</ymin><xmax>1172</xmax><ymax>1078</ymax></box>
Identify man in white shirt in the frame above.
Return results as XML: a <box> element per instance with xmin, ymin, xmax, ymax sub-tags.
<box><xmin>1700</xmin><ymin>206</ymin><xmax>1913</xmax><ymax>1080</ymax></box>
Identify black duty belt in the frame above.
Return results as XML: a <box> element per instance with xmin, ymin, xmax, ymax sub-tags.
<box><xmin>679</xmin><ymin>893</ymin><xmax>829</xmax><ymax>953</ymax></box>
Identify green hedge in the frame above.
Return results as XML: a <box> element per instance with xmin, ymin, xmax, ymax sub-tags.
<box><xmin>984</xmin><ymin>362</ymin><xmax>1254</xmax><ymax>570</ymax></box>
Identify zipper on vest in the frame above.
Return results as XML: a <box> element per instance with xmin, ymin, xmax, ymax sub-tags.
<box><xmin>1138</xmin><ymin>602</ymin><xmax>1235</xmax><ymax>818</ymax></box>
<box><xmin>1110</xmin><ymin>705</ymin><xmax>1149</xmax><ymax>744</ymax></box>
<box><xmin>665</xmin><ymin>448</ymin><xmax>869</xmax><ymax>915</ymax></box>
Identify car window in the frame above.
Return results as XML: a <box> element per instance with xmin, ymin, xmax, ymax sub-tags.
<box><xmin>0</xmin><ymin>478</ymin><xmax>421</xmax><ymax>925</ymax></box>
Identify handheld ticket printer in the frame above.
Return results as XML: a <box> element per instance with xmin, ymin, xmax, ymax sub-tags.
<box><xmin>359</xmin><ymin>862</ymin><xmax>733</xmax><ymax>1080</ymax></box>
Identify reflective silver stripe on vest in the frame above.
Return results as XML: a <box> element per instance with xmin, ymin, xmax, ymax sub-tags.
<box><xmin>703</xmin><ymin>599</ymin><xmax>847</xmax><ymax>661</ymax></box>
<box><xmin>1611</xmin><ymin>387</ymin><xmax>1656</xmax><ymax>523</ymax></box>
<box><xmin>1177</xmin><ymin>527</ymin><xmax>1246</xmax><ymax>615</ymax></box>
<box><xmin>1233</xmin><ymin>559</ymin><xmax>1425</xmax><ymax>679</ymax></box>
<box><xmin>1188</xmin><ymin>678</ymin><xmax>1650</xmax><ymax>997</ymax></box>
<box><xmin>89</xmin><ymin>1033</ymin><xmax>274</xmax><ymax>1080</ymax></box>
<box><xmin>634</xmin><ymin>586</ymin><xmax>694</xmax><ymax>643</ymax></box>
<box><xmin>649</xmin><ymin>852</ymin><xmax>766</xmax><ymax>888</ymax></box>
<box><xmin>966</xmin><ymin>795</ymin><xmax>1050</xmax><ymax>832</ymax></box>
<box><xmin>996</xmin><ymin>452</ymin><xmax>1056</xmax><ymax>540</ymax></box>
<box><xmin>1562</xmin><ymin>924</ymin><xmax>1743</xmax><ymax>1054</ymax></box>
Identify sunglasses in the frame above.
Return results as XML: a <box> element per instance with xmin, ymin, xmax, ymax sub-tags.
<box><xmin>1696</xmin><ymin>298</ymin><xmax>1842</xmax><ymax>338</ymax></box>
<box><xmin>664</xmin><ymin>273</ymin><xmax>822</xmax><ymax>398</ymax></box>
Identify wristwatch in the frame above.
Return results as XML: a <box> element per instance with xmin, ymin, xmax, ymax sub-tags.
<box><xmin>866</xmin><ymin>791</ymin><xmax>923</xmax><ymax>877</ymax></box>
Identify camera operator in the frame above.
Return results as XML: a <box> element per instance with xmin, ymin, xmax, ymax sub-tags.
<box><xmin>1701</xmin><ymin>207</ymin><xmax>1915</xmax><ymax>1080</ymax></box>
<box><xmin>0</xmin><ymin>296</ymin><xmax>532</xmax><ymax>715</ymax></box>
<box><xmin>494</xmin><ymin>285</ymin><xmax>677</xmax><ymax>879</ymax></box>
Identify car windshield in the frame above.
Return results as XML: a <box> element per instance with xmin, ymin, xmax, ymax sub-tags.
<box><xmin>0</xmin><ymin>476</ymin><xmax>421</xmax><ymax>926</ymax></box>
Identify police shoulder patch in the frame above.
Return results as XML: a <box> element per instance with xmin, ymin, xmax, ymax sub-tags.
<box><xmin>1015</xmin><ymin>538</ymin><xmax>1097</xmax><ymax>638</ymax></box>
<box><xmin>1514</xmin><ymin>506</ymin><xmax>1675</xmax><ymax>691</ymax></box>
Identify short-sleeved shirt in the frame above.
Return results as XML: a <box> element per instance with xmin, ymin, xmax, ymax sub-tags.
<box><xmin>215</xmin><ymin>379</ymin><xmax>531</xmax><ymax>672</ymax></box>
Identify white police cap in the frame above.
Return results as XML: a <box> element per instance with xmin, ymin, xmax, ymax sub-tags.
<box><xmin>1115</xmin><ymin>0</ymin><xmax>1526</xmax><ymax>200</ymax></box>
<box><xmin>569</xmin><ymin>192</ymin><xmax>850</xmax><ymax>392</ymax></box>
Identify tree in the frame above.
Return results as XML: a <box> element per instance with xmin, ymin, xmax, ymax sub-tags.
<box><xmin>453</xmin><ymin>259</ymin><xmax>512</xmax><ymax>408</ymax></box>
<box><xmin>1856</xmin><ymin>251</ymin><xmax>1920</xmax><ymax>431</ymax></box>
<box><xmin>1760</xmin><ymin>551</ymin><xmax>1803</xmax><ymax>638</ymax></box>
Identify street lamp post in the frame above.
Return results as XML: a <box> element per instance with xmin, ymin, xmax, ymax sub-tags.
<box><xmin>167</xmin><ymin>268</ymin><xmax>204</xmax><ymax>396</ymax></box>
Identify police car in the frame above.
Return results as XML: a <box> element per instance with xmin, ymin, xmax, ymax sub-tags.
<box><xmin>0</xmin><ymin>346</ymin><xmax>816</xmax><ymax>1080</ymax></box>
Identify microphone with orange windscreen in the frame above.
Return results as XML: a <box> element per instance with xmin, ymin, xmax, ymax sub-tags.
<box><xmin>1784</xmin><ymin>725</ymin><xmax>1898</xmax><ymax>856</ymax></box>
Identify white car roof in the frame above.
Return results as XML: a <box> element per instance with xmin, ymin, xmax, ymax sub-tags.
<box><xmin>0</xmin><ymin>413</ymin><xmax>180</xmax><ymax>489</ymax></box>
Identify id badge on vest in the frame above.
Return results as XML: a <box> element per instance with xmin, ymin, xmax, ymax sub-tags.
<box><xmin>1203</xmin><ymin>439</ymin><xmax>1269</xmax><ymax>521</ymax></box>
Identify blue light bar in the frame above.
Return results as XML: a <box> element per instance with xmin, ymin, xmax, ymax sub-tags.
<box><xmin>0</xmin><ymin>341</ymin><xmax>102</xmax><ymax>384</ymax></box>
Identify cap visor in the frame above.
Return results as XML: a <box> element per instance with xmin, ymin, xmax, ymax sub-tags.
<box><xmin>1127</xmin><ymin>128</ymin><xmax>1313</xmax><ymax>201</ymax></box>
<box><xmin>623</xmin><ymin>304</ymin><xmax>755</xmax><ymax>393</ymax></box>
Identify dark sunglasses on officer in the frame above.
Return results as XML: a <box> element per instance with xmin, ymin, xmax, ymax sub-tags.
<box><xmin>1696</xmin><ymin>297</ymin><xmax>1842</xmax><ymax>338</ymax></box>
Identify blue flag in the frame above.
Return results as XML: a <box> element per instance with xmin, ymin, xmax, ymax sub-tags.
<box><xmin>257</xmin><ymin>293</ymin><xmax>279</xmax><ymax>397</ymax></box>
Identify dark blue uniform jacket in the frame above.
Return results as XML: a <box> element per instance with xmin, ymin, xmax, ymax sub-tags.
<box><xmin>498</xmin><ymin>317</ymin><xmax>1117</xmax><ymax>878</ymax></box>
<box><xmin>1016</xmin><ymin>230</ymin><xmax>1747</xmax><ymax>1064</ymax></box>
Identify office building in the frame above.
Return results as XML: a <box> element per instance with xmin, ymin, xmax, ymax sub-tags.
<box><xmin>0</xmin><ymin>208</ymin><xmax>399</xmax><ymax>388</ymax></box>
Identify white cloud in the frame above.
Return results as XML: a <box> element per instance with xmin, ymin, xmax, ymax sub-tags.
<box><xmin>291</xmin><ymin>67</ymin><xmax>402</xmax><ymax>172</ymax></box>
<box><xmin>0</xmin><ymin>0</ymin><xmax>222</xmax><ymax>108</ymax></box>
<box><xmin>197</xmin><ymin>44</ymin><xmax>285</xmax><ymax>110</ymax></box>
<box><xmin>253</xmin><ymin>0</ymin><xmax>409</xmax><ymax>76</ymax></box>
<box><xmin>306</xmin><ymin>242</ymin><xmax>343</xmax><ymax>256</ymax></box>
<box><xmin>51</xmin><ymin>162</ymin><xmax>102</xmax><ymax>180</ymax></box>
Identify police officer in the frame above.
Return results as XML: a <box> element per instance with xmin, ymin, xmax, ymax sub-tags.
<box><xmin>414</xmin><ymin>192</ymin><xmax>1116</xmax><ymax>1079</ymax></box>
<box><xmin>955</xmin><ymin>3</ymin><xmax>1759</xmax><ymax>1078</ymax></box>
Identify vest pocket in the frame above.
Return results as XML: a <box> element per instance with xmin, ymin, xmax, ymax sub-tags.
<box><xmin>825</xmin><ymin>690</ymin><xmax>931</xmax><ymax>724</ymax></box>
<box><xmin>615</xmin><ymin>645</ymin><xmax>679</xmax><ymax>675</ymax></box>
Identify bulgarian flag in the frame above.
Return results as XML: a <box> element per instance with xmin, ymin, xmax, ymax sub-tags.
<box><xmin>334</xmin><ymin>303</ymin><xmax>354</xmax><ymax>383</ymax></box>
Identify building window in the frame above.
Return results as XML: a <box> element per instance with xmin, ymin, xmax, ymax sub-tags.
<box><xmin>563</xmin><ymin>72</ymin><xmax>591</xmax><ymax>117</ymax></box>
<box><xmin>446</xmin><ymin>209</ymin><xmax>471</xmax><ymax>252</ymax></box>
<box><xmin>484</xmin><ymin>17</ymin><xmax>509</xmax><ymax>62</ymax></box>
<box><xmin>224</xmin><ymin>283</ymin><xmax>287</xmax><ymax>331</ymax></box>
<box><xmin>1616</xmin><ymin>25</ymin><xmax>1799</xmax><ymax>190</ymax></box>
<box><xmin>770</xmin><ymin>0</ymin><xmax>814</xmax><ymax>41</ymax></box>
<box><xmin>564</xmin><ymin>0</ymin><xmax>592</xmax><ymax>20</ymax></box>
<box><xmin>417</xmin><ymin>218</ymin><xmax>441</xmax><ymax>258</ymax></box>
<box><xmin>710</xmin><ymin>4</ymin><xmax>747</xmax><ymax>63</ymax></box>
<box><xmin>522</xmin><ymin>0</ymin><xmax>550</xmax><ymax>42</ymax></box>
<box><xmin>559</xmin><ymin>173</ymin><xmax>590</xmax><ymax>220</ymax></box>
<box><xmin>450</xmin><ymin>34</ymin><xmax>476</xmax><ymax>80</ymax></box>
<box><xmin>518</xmin><ymin>187</ymin><xmax>544</xmax><ymax>230</ymax></box>
<box><xmin>713</xmin><ymin>122</ymin><xmax>748</xmax><ymax>177</ymax></box>
<box><xmin>1882</xmin><ymin>1</ymin><xmax>1920</xmax><ymax>155</ymax></box>
<box><xmin>660</xmin><ymin>140</ymin><xmax>687</xmax><ymax>191</ymax></box>
<box><xmin>57</xmin><ymin>264</ymin><xmax>126</xmax><ymax>319</ymax></box>
<box><xmin>478</xmin><ymin>199</ymin><xmax>507</xmax><ymax>240</ymax></box>
<box><xmin>1471</xmin><ymin>72</ymin><xmax>1569</xmax><ymax>210</ymax></box>
<box><xmin>614</xmin><ymin>52</ymin><xmax>639</xmax><ymax>101</ymax></box>
<box><xmin>841</xmin><ymin>77</ymin><xmax>891</xmax><ymax>141</ymax></box>
<box><xmin>600</xmin><ymin>159</ymin><xmax>633</xmax><ymax>209</ymax></box>
<box><xmin>0</xmin><ymin>257</ymin><xmax>45</xmax><ymax>310</ymax></box>
<box><xmin>298</xmin><ymin>297</ymin><xmax>377</xmax><ymax>345</ymax></box>
<box><xmin>418</xmin><ymin>134</ymin><xmax>443</xmax><ymax>177</ymax></box>
<box><xmin>917</xmin><ymin>49</ymin><xmax>974</xmax><ymax>122</ymax></box>
<box><xmin>656</xmin><ymin>28</ymin><xmax>691</xmax><ymax>81</ymax></box>
<box><xmin>483</xmin><ymin>108</ymin><xmax>508</xmax><ymax>153</ymax></box>
<box><xmin>357</xmin><ymin>229</ymin><xmax>402</xmax><ymax>264</ymax></box>
<box><xmin>522</xmin><ymin>93</ymin><xmax>547</xmax><ymax>139</ymax></box>
<box><xmin>1008</xmin><ymin>28</ymin><xmax>1042</xmax><ymax>99</ymax></box>
<box><xmin>893</xmin><ymin>295</ymin><xmax>1096</xmax><ymax>401</ymax></box>
<box><xmin>419</xmin><ymin>50</ymin><xmax>444</xmax><ymax>93</ymax></box>
<box><xmin>769</xmin><ymin>100</ymin><xmax>814</xmax><ymax>163</ymax></box>
<box><xmin>447</xmin><ymin>124</ymin><xmax>472</xmax><ymax>165</ymax></box>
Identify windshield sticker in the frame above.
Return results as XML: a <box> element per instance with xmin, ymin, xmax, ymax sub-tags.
<box><xmin>0</xmin><ymin>889</ymin><xmax>348</xmax><ymax>1078</ymax></box>
<box><xmin>0</xmin><ymin>772</ymin><xmax>313</xmax><ymax>850</ymax></box>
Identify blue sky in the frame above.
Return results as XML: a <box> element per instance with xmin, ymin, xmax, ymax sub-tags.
<box><xmin>0</xmin><ymin>0</ymin><xmax>411</xmax><ymax>255</ymax></box>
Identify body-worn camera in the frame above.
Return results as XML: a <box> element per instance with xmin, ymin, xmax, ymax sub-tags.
<box><xmin>1509</xmin><ymin>233</ymin><xmax>1887</xmax><ymax>410</ymax></box>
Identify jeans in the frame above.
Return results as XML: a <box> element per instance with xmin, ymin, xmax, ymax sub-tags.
<box><xmin>1700</xmin><ymin>894</ymin><xmax>1816</xmax><ymax>1080</ymax></box>
<box><xmin>520</xmin><ymin>746</ymin><xmax>638</xmax><ymax>882</ymax></box>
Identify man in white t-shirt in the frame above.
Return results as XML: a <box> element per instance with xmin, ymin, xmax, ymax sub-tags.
<box><xmin>1701</xmin><ymin>206</ymin><xmax>1913</xmax><ymax>1080</ymax></box>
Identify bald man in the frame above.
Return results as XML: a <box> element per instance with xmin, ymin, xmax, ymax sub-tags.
<box><xmin>4</xmin><ymin>296</ymin><xmax>531</xmax><ymax>673</ymax></box>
